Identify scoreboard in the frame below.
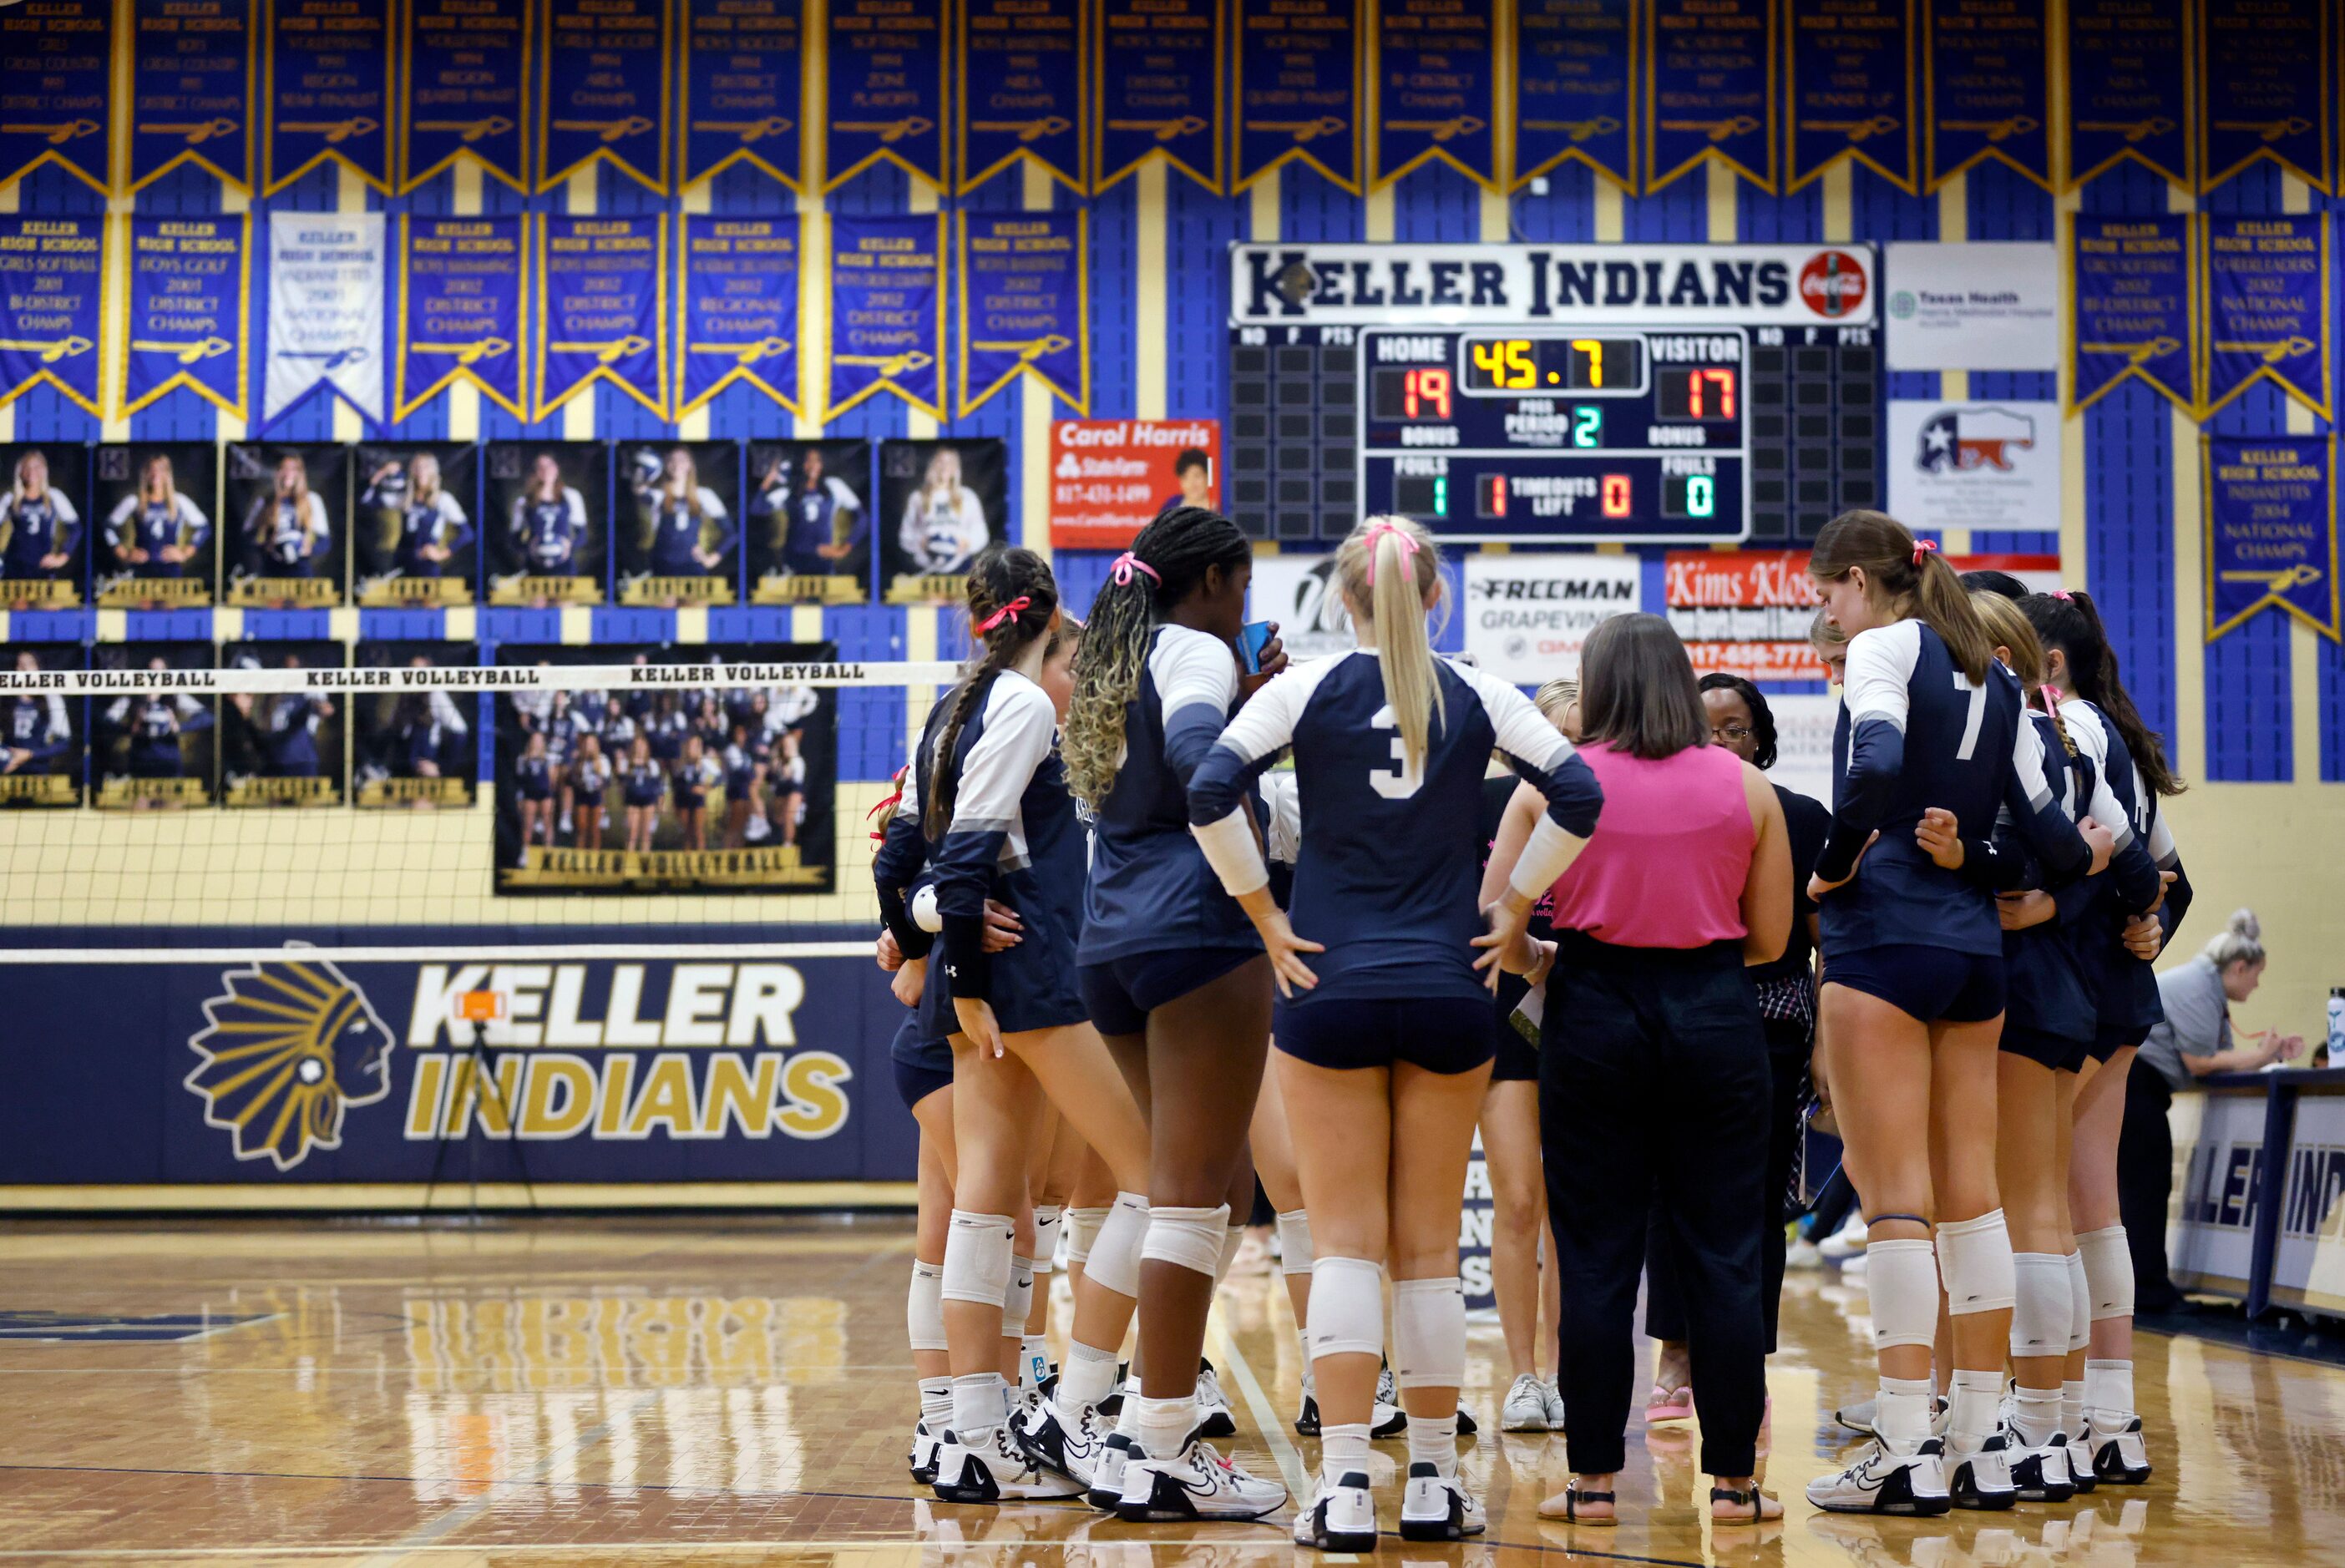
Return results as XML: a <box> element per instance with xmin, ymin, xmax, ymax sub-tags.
<box><xmin>1227</xmin><ymin>243</ymin><xmax>1882</xmax><ymax>546</ymax></box>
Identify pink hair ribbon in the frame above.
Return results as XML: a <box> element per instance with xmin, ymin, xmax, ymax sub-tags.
<box><xmin>1108</xmin><ymin>551</ymin><xmax>1161</xmax><ymax>588</ymax></box>
<box><xmin>2052</xmin><ymin>589</ymin><xmax>2074</xmax><ymax>601</ymax></box>
<box><xmin>1362</xmin><ymin>518</ymin><xmax>1419</xmax><ymax>586</ymax></box>
<box><xmin>2043</xmin><ymin>685</ymin><xmax>2064</xmax><ymax>709</ymax></box>
<box><xmin>975</xmin><ymin>594</ymin><xmax>1032</xmax><ymax>634</ymax></box>
<box><xmin>1912</xmin><ymin>538</ymin><xmax>1939</xmax><ymax>566</ymax></box>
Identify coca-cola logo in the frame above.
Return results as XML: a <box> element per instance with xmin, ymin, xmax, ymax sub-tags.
<box><xmin>1798</xmin><ymin>251</ymin><xmax>1869</xmax><ymax>319</ymax></box>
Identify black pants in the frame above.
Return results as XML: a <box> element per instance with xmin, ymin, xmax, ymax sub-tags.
<box><xmin>2117</xmin><ymin>1054</ymin><xmax>2183</xmax><ymax>1313</ymax></box>
<box><xmin>1540</xmin><ymin>936</ymin><xmax>1770</xmax><ymax>1478</ymax></box>
<box><xmin>1644</xmin><ymin>1017</ymin><xmax>1811</xmax><ymax>1354</ymax></box>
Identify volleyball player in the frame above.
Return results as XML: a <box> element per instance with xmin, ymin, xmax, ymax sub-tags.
<box><xmin>622</xmin><ymin>735</ymin><xmax>665</xmax><ymax>851</ymax></box>
<box><xmin>241</xmin><ymin>454</ymin><xmax>332</xmax><ymax>581</ymax></box>
<box><xmin>1188</xmin><ymin>515</ymin><xmax>1603</xmax><ymax>1548</ymax></box>
<box><xmin>512</xmin><ymin>454</ymin><xmax>590</xmax><ymax>581</ymax></box>
<box><xmin>635</xmin><ymin>448</ymin><xmax>732</xmax><ymax>579</ymax></box>
<box><xmin>2018</xmin><ymin>589</ymin><xmax>2192</xmax><ymax>1487</ymax></box>
<box><xmin>0</xmin><ymin>451</ymin><xmax>80</xmax><ymax>592</ymax></box>
<box><xmin>515</xmin><ymin>731</ymin><xmax>555</xmax><ymax>852</ymax></box>
<box><xmin>106</xmin><ymin>454</ymin><xmax>209</xmax><ymax>581</ymax></box>
<box><xmin>1799</xmin><ymin>513</ymin><xmax>2108</xmax><ymax>1516</ymax></box>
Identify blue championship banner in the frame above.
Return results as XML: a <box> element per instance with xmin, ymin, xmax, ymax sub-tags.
<box><xmin>400</xmin><ymin>0</ymin><xmax>531</xmax><ymax>193</ymax></box>
<box><xmin>2197</xmin><ymin>0</ymin><xmax>2333</xmax><ymax>195</ymax></box>
<box><xmin>1513</xmin><ymin>0</ymin><xmax>1633</xmax><ymax>192</ymax></box>
<box><xmin>0</xmin><ymin>0</ymin><xmax>111</xmax><ymax>195</ymax></box>
<box><xmin>122</xmin><ymin>215</ymin><xmax>251</xmax><ymax>422</ymax></box>
<box><xmin>1922</xmin><ymin>0</ymin><xmax>2050</xmax><ymax>192</ymax></box>
<box><xmin>1370</xmin><ymin>0</ymin><xmax>1497</xmax><ymax>192</ymax></box>
<box><xmin>129</xmin><ymin>0</ymin><xmax>257</xmax><ymax>195</ymax></box>
<box><xmin>959</xmin><ymin>0</ymin><xmax>1085</xmax><ymax>194</ymax></box>
<box><xmin>395</xmin><ymin>215</ymin><xmax>529</xmax><ymax>422</ymax></box>
<box><xmin>828</xmin><ymin>214</ymin><xmax>945</xmax><ymax>418</ymax></box>
<box><xmin>2201</xmin><ymin>215</ymin><xmax>2331</xmax><ymax>422</ymax></box>
<box><xmin>825</xmin><ymin>0</ymin><xmax>947</xmax><ymax>191</ymax></box>
<box><xmin>2069</xmin><ymin>213</ymin><xmax>2196</xmax><ymax>415</ymax></box>
<box><xmin>958</xmin><ymin>211</ymin><xmax>1086</xmax><ymax>416</ymax></box>
<box><xmin>539</xmin><ymin>0</ymin><xmax>672</xmax><ymax>192</ymax></box>
<box><xmin>0</xmin><ymin>217</ymin><xmax>105</xmax><ymax>419</ymax></box>
<box><xmin>263</xmin><ymin>0</ymin><xmax>395</xmax><ymax>193</ymax></box>
<box><xmin>2062</xmin><ymin>0</ymin><xmax>2191</xmax><ymax>192</ymax></box>
<box><xmin>1647</xmin><ymin>0</ymin><xmax>1775</xmax><ymax>192</ymax></box>
<box><xmin>1785</xmin><ymin>0</ymin><xmax>1914</xmax><ymax>192</ymax></box>
<box><xmin>2205</xmin><ymin>436</ymin><xmax>2338</xmax><ymax>642</ymax></box>
<box><xmin>681</xmin><ymin>0</ymin><xmax>803</xmax><ymax>191</ymax></box>
<box><xmin>676</xmin><ymin>215</ymin><xmax>799</xmax><ymax>417</ymax></box>
<box><xmin>1096</xmin><ymin>0</ymin><xmax>1223</xmax><ymax>192</ymax></box>
<box><xmin>537</xmin><ymin>215</ymin><xmax>668</xmax><ymax>419</ymax></box>
<box><xmin>1234</xmin><ymin>0</ymin><xmax>1358</xmax><ymax>193</ymax></box>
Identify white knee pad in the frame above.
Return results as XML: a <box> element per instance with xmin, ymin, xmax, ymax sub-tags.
<box><xmin>2010</xmin><ymin>1252</ymin><xmax>2072</xmax><ymax>1359</ymax></box>
<box><xmin>1001</xmin><ymin>1256</ymin><xmax>1036</xmax><ymax>1338</ymax></box>
<box><xmin>1390</xmin><ymin>1277</ymin><xmax>1467</xmax><ymax>1390</ymax></box>
<box><xmin>1866</xmin><ymin>1237</ymin><xmax>1941</xmax><ymax>1352</ymax></box>
<box><xmin>1938</xmin><ymin>1210</ymin><xmax>2017</xmax><ymax>1317</ymax></box>
<box><xmin>908</xmin><ymin>1259</ymin><xmax>948</xmax><ymax>1353</ymax></box>
<box><xmin>1216</xmin><ymin>1224</ymin><xmax>1246</xmax><ymax>1287</ymax></box>
<box><xmin>2078</xmin><ymin>1225</ymin><xmax>2133</xmax><ymax>1322</ymax></box>
<box><xmin>1064</xmin><ymin>1206</ymin><xmax>1110</xmax><ymax>1267</ymax></box>
<box><xmin>1084</xmin><ymin>1191</ymin><xmax>1151</xmax><ymax>1299</ymax></box>
<box><xmin>2066</xmin><ymin>1250</ymin><xmax>2092</xmax><ymax>1351</ymax></box>
<box><xmin>1276</xmin><ymin>1209</ymin><xmax>1314</xmax><ymax>1277</ymax></box>
<box><xmin>942</xmin><ymin>1210</ymin><xmax>1016</xmax><ymax>1308</ymax></box>
<box><xmin>1140</xmin><ymin>1202</ymin><xmax>1228</xmax><ymax>1277</ymax></box>
<box><xmin>1306</xmin><ymin>1255</ymin><xmax>1385</xmax><ymax>1360</ymax></box>
<box><xmin>1032</xmin><ymin>1205</ymin><xmax>1062</xmax><ymax>1277</ymax></box>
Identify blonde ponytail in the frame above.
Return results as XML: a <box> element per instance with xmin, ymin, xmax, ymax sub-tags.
<box><xmin>1336</xmin><ymin>514</ymin><xmax>1446</xmax><ymax>772</ymax></box>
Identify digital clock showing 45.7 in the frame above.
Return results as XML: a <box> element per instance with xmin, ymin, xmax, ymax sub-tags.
<box><xmin>1458</xmin><ymin>336</ymin><xmax>1647</xmax><ymax>395</ymax></box>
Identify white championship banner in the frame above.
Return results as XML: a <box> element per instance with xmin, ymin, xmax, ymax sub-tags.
<box><xmin>0</xmin><ymin>660</ymin><xmax>967</xmax><ymax>697</ymax></box>
<box><xmin>265</xmin><ymin>210</ymin><xmax>387</xmax><ymax>427</ymax></box>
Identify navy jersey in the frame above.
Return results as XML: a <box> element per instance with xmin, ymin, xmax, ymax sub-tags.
<box><xmin>872</xmin><ymin>694</ymin><xmax>953</xmax><ymax>964</ymax></box>
<box><xmin>516</xmin><ymin>753</ymin><xmax>554</xmax><ymax>799</ymax></box>
<box><xmin>646</xmin><ymin>710</ymin><xmax>690</xmax><ymax>762</ymax></box>
<box><xmin>643</xmin><ymin>487</ymin><xmax>731</xmax><ymax>574</ymax></box>
<box><xmin>109</xmin><ymin>494</ymin><xmax>210</xmax><ymax>576</ymax></box>
<box><xmin>1081</xmin><ymin>624</ymin><xmax>1260</xmax><ymax>963</ymax></box>
<box><xmin>673</xmin><ymin>753</ymin><xmax>721</xmax><ymax>807</ymax></box>
<box><xmin>263</xmin><ymin>695</ymin><xmax>322</xmax><ymax>773</ymax></box>
<box><xmin>0</xmin><ymin>489</ymin><xmax>79</xmax><ymax>579</ymax></box>
<box><xmin>396</xmin><ymin>495</ymin><xmax>471</xmax><ymax>575</ymax></box>
<box><xmin>1821</xmin><ymin>620</ymin><xmax>2090</xmax><ymax>958</ymax></box>
<box><xmin>1477</xmin><ymin>773</ymin><xmax>1560</xmax><ymax>1019</ymax></box>
<box><xmin>2059</xmin><ymin>697</ymin><xmax>2191</xmax><ymax>1037</ymax></box>
<box><xmin>624</xmin><ymin>757</ymin><xmax>666</xmax><ymax>806</ymax></box>
<box><xmin>1188</xmin><ymin>652</ymin><xmax>1602</xmax><ymax>1007</ymax></box>
<box><xmin>249</xmin><ymin>495</ymin><xmax>330</xmax><ymax>573</ymax></box>
<box><xmin>572</xmin><ymin>753</ymin><xmax>610</xmax><ymax>802</ymax></box>
<box><xmin>782</xmin><ymin>475</ymin><xmax>864</xmax><ymax>574</ymax></box>
<box><xmin>1992</xmin><ymin>712</ymin><xmax>2102</xmax><ymax>1043</ymax></box>
<box><xmin>723</xmin><ymin>741</ymin><xmax>759</xmax><ymax>797</ymax></box>
<box><xmin>513</xmin><ymin>488</ymin><xmax>587</xmax><ymax>572</ymax></box>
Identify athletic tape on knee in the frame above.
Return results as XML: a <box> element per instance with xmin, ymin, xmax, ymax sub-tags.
<box><xmin>1306</xmin><ymin>1256</ymin><xmax>1385</xmax><ymax>1360</ymax></box>
<box><xmin>1276</xmin><ymin>1209</ymin><xmax>1314</xmax><ymax>1277</ymax></box>
<box><xmin>2065</xmin><ymin>1250</ymin><xmax>2092</xmax><ymax>1352</ymax></box>
<box><xmin>1083</xmin><ymin>1191</ymin><xmax>1150</xmax><ymax>1299</ymax></box>
<box><xmin>1001</xmin><ymin>1256</ymin><xmax>1036</xmax><ymax>1339</ymax></box>
<box><xmin>1216</xmin><ymin>1224</ymin><xmax>1246</xmax><ymax>1287</ymax></box>
<box><xmin>1063</xmin><ymin>1206</ymin><xmax>1109</xmax><ymax>1267</ymax></box>
<box><xmin>1139</xmin><ymin>1204</ymin><xmax>1229</xmax><ymax>1277</ymax></box>
<box><xmin>2077</xmin><ymin>1225</ymin><xmax>2133</xmax><ymax>1322</ymax></box>
<box><xmin>907</xmin><ymin>1259</ymin><xmax>948</xmax><ymax>1353</ymax></box>
<box><xmin>2010</xmin><ymin>1252</ymin><xmax>2072</xmax><ymax>1359</ymax></box>
<box><xmin>1937</xmin><ymin>1210</ymin><xmax>2018</xmax><ymax>1317</ymax></box>
<box><xmin>1390</xmin><ymin>1277</ymin><xmax>1467</xmax><ymax>1390</ymax></box>
<box><xmin>1866</xmin><ymin>1237</ymin><xmax>1940</xmax><ymax>1352</ymax></box>
<box><xmin>942</xmin><ymin>1210</ymin><xmax>1015</xmax><ymax>1308</ymax></box>
<box><xmin>1031</xmin><ymin>1206</ymin><xmax>1062</xmax><ymax>1277</ymax></box>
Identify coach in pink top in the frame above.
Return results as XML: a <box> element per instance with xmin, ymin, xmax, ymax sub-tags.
<box><xmin>1481</xmin><ymin>612</ymin><xmax>1793</xmax><ymax>1528</ymax></box>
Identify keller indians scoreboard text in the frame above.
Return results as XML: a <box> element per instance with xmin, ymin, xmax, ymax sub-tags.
<box><xmin>1228</xmin><ymin>245</ymin><xmax>1882</xmax><ymax>545</ymax></box>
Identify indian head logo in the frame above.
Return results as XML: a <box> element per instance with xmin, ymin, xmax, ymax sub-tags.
<box><xmin>185</xmin><ymin>951</ymin><xmax>394</xmax><ymax>1170</ymax></box>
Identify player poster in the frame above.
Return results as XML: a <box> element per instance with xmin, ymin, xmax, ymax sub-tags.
<box><xmin>222</xmin><ymin>640</ymin><xmax>346</xmax><ymax>808</ymax></box>
<box><xmin>94</xmin><ymin>443</ymin><xmax>218</xmax><ymax>609</ymax></box>
<box><xmin>485</xmin><ymin>441</ymin><xmax>606</xmax><ymax>606</ymax></box>
<box><xmin>91</xmin><ymin>642</ymin><xmax>215</xmax><ymax>811</ymax></box>
<box><xmin>0</xmin><ymin>444</ymin><xmax>89</xmax><ymax>610</ymax></box>
<box><xmin>616</xmin><ymin>440</ymin><xmax>739</xmax><ymax>607</ymax></box>
<box><xmin>352</xmin><ymin>443</ymin><xmax>479</xmax><ymax>607</ymax></box>
<box><xmin>352</xmin><ymin>641</ymin><xmax>478</xmax><ymax>808</ymax></box>
<box><xmin>880</xmin><ymin>438</ymin><xmax>1006</xmax><ymax>604</ymax></box>
<box><xmin>224</xmin><ymin>444</ymin><xmax>348</xmax><ymax>608</ymax></box>
<box><xmin>747</xmin><ymin>440</ymin><xmax>874</xmax><ymax>604</ymax></box>
<box><xmin>1</xmin><ymin>645</ymin><xmax>84</xmax><ymax>810</ymax></box>
<box><xmin>492</xmin><ymin>643</ymin><xmax>838</xmax><ymax>895</ymax></box>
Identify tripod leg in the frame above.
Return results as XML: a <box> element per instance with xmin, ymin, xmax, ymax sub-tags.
<box><xmin>472</xmin><ymin>1039</ymin><xmax>539</xmax><ymax>1211</ymax></box>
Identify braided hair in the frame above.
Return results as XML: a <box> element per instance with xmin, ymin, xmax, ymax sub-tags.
<box><xmin>1061</xmin><ymin>506</ymin><xmax>1252</xmax><ymax>812</ymax></box>
<box><xmin>924</xmin><ymin>546</ymin><xmax>1060</xmax><ymax>838</ymax></box>
<box><xmin>2017</xmin><ymin>589</ymin><xmax>2183</xmax><ymax>797</ymax></box>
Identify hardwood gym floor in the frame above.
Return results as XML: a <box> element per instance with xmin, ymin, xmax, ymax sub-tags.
<box><xmin>0</xmin><ymin>1216</ymin><xmax>2332</xmax><ymax>1565</ymax></box>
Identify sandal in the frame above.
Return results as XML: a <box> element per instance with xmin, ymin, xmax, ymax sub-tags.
<box><xmin>1709</xmin><ymin>1485</ymin><xmax>1782</xmax><ymax>1525</ymax></box>
<box><xmin>1537</xmin><ymin>1483</ymin><xmax>1617</xmax><ymax>1525</ymax></box>
<box><xmin>1645</xmin><ymin>1383</ymin><xmax>1694</xmax><ymax>1424</ymax></box>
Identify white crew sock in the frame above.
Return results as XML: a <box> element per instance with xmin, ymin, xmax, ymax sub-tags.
<box><xmin>2061</xmin><ymin>1378</ymin><xmax>2089</xmax><ymax>1439</ymax></box>
<box><xmin>1406</xmin><ymin>1411</ymin><xmax>1459</xmax><ymax>1479</ymax></box>
<box><xmin>1137</xmin><ymin>1393</ymin><xmax>1195</xmax><ymax>1461</ymax></box>
<box><xmin>1877</xmin><ymin>1375</ymin><xmax>1937</xmax><ymax>1452</ymax></box>
<box><xmin>918</xmin><ymin>1374</ymin><xmax>953</xmax><ymax>1429</ymax></box>
<box><xmin>1320</xmin><ymin>1421</ymin><xmax>1371</xmax><ymax>1485</ymax></box>
<box><xmin>1947</xmin><ymin>1368</ymin><xmax>2002</xmax><ymax>1450</ymax></box>
<box><xmin>952</xmin><ymin>1372</ymin><xmax>1006</xmax><ymax>1440</ymax></box>
<box><xmin>2084</xmin><ymin>1358</ymin><xmax>2135</xmax><ymax>1423</ymax></box>
<box><xmin>2011</xmin><ymin>1384</ymin><xmax>2064</xmax><ymax>1448</ymax></box>
<box><xmin>1056</xmin><ymin>1340</ymin><xmax>1118</xmax><ymax>1415</ymax></box>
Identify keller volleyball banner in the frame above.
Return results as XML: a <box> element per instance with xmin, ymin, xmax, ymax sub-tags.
<box><xmin>0</xmin><ymin>217</ymin><xmax>106</xmax><ymax>419</ymax></box>
<box><xmin>539</xmin><ymin>0</ymin><xmax>673</xmax><ymax>193</ymax></box>
<box><xmin>2197</xmin><ymin>0</ymin><xmax>2334</xmax><ymax>195</ymax></box>
<box><xmin>958</xmin><ymin>0</ymin><xmax>1085</xmax><ymax>194</ymax></box>
<box><xmin>676</xmin><ymin>215</ymin><xmax>799</xmax><ymax>416</ymax></box>
<box><xmin>1096</xmin><ymin>0</ymin><xmax>1223</xmax><ymax>192</ymax></box>
<box><xmin>1234</xmin><ymin>0</ymin><xmax>1359</xmax><ymax>194</ymax></box>
<box><xmin>2063</xmin><ymin>0</ymin><xmax>2191</xmax><ymax>192</ymax></box>
<box><xmin>2069</xmin><ymin>215</ymin><xmax>2198</xmax><ymax>415</ymax></box>
<box><xmin>2201</xmin><ymin>215</ymin><xmax>2332</xmax><ymax>422</ymax></box>
<box><xmin>263</xmin><ymin>0</ymin><xmax>395</xmax><ymax>194</ymax></box>
<box><xmin>1647</xmin><ymin>0</ymin><xmax>1776</xmax><ymax>192</ymax></box>
<box><xmin>681</xmin><ymin>0</ymin><xmax>803</xmax><ymax>191</ymax></box>
<box><xmin>129</xmin><ymin>0</ymin><xmax>257</xmax><ymax>195</ymax></box>
<box><xmin>1922</xmin><ymin>0</ymin><xmax>2050</xmax><ymax>192</ymax></box>
<box><xmin>827</xmin><ymin>214</ymin><xmax>945</xmax><ymax>418</ymax></box>
<box><xmin>537</xmin><ymin>215</ymin><xmax>669</xmax><ymax>419</ymax></box>
<box><xmin>1370</xmin><ymin>0</ymin><xmax>1499</xmax><ymax>192</ymax></box>
<box><xmin>959</xmin><ymin>211</ymin><xmax>1086</xmax><ymax>416</ymax></box>
<box><xmin>2204</xmin><ymin>436</ymin><xmax>2338</xmax><ymax>643</ymax></box>
<box><xmin>396</xmin><ymin>215</ymin><xmax>529</xmax><ymax>422</ymax></box>
<box><xmin>1785</xmin><ymin>0</ymin><xmax>1915</xmax><ymax>194</ymax></box>
<box><xmin>0</xmin><ymin>0</ymin><xmax>112</xmax><ymax>195</ymax></box>
<box><xmin>122</xmin><ymin>215</ymin><xmax>252</xmax><ymax>422</ymax></box>
<box><xmin>401</xmin><ymin>0</ymin><xmax>531</xmax><ymax>192</ymax></box>
<box><xmin>1513</xmin><ymin>0</ymin><xmax>1633</xmax><ymax>192</ymax></box>
<box><xmin>826</xmin><ymin>0</ymin><xmax>947</xmax><ymax>191</ymax></box>
<box><xmin>263</xmin><ymin>211</ymin><xmax>387</xmax><ymax>430</ymax></box>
